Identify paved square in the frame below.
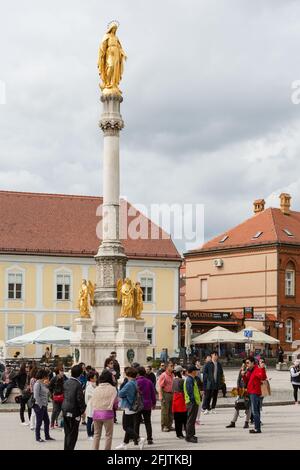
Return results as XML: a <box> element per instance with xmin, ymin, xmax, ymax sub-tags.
<box><xmin>1</xmin><ymin>404</ymin><xmax>299</xmax><ymax>450</ymax></box>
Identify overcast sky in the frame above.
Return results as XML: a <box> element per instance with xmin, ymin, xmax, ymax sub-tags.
<box><xmin>1</xmin><ymin>0</ymin><xmax>300</xmax><ymax>252</ymax></box>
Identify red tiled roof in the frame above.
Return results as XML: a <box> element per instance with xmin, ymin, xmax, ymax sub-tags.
<box><xmin>0</xmin><ymin>190</ymin><xmax>181</xmax><ymax>260</ymax></box>
<box><xmin>188</xmin><ymin>208</ymin><xmax>300</xmax><ymax>253</ymax></box>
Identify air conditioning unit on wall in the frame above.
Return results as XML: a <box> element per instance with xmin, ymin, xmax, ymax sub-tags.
<box><xmin>213</xmin><ymin>258</ymin><xmax>223</xmax><ymax>268</ymax></box>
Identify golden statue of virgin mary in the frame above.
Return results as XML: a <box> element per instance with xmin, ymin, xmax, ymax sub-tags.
<box><xmin>97</xmin><ymin>21</ymin><xmax>127</xmax><ymax>95</ymax></box>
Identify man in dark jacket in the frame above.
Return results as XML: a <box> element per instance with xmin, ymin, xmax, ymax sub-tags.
<box><xmin>110</xmin><ymin>352</ymin><xmax>121</xmax><ymax>380</ymax></box>
<box><xmin>145</xmin><ymin>366</ymin><xmax>156</xmax><ymax>387</ymax></box>
<box><xmin>202</xmin><ymin>351</ymin><xmax>224</xmax><ymax>414</ymax></box>
<box><xmin>62</xmin><ymin>364</ymin><xmax>86</xmax><ymax>450</ymax></box>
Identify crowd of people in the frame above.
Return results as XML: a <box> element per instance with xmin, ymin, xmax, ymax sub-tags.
<box><xmin>2</xmin><ymin>348</ymin><xmax>298</xmax><ymax>450</ymax></box>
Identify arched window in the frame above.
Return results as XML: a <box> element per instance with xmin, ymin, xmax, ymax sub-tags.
<box><xmin>285</xmin><ymin>318</ymin><xmax>293</xmax><ymax>343</ymax></box>
<box><xmin>285</xmin><ymin>262</ymin><xmax>295</xmax><ymax>296</ymax></box>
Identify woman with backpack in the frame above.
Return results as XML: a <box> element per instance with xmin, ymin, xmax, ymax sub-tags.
<box><xmin>115</xmin><ymin>367</ymin><xmax>145</xmax><ymax>450</ymax></box>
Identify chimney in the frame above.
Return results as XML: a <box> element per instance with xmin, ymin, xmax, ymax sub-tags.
<box><xmin>253</xmin><ymin>199</ymin><xmax>265</xmax><ymax>214</ymax></box>
<box><xmin>280</xmin><ymin>193</ymin><xmax>291</xmax><ymax>215</ymax></box>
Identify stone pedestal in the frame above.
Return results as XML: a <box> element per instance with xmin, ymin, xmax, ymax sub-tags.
<box><xmin>71</xmin><ymin>317</ymin><xmax>95</xmax><ymax>366</ymax></box>
<box><xmin>115</xmin><ymin>318</ymin><xmax>149</xmax><ymax>370</ymax></box>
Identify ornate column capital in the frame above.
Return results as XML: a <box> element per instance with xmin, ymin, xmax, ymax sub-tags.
<box><xmin>99</xmin><ymin>93</ymin><xmax>124</xmax><ymax>134</ymax></box>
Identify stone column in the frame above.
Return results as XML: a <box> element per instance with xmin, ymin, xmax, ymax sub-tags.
<box><xmin>93</xmin><ymin>94</ymin><xmax>127</xmax><ymax>368</ymax></box>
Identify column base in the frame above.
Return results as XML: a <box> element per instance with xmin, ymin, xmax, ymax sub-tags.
<box><xmin>71</xmin><ymin>317</ymin><xmax>95</xmax><ymax>366</ymax></box>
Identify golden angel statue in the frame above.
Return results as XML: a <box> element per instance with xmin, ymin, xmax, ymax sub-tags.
<box><xmin>117</xmin><ymin>279</ymin><xmax>144</xmax><ymax>320</ymax></box>
<box><xmin>78</xmin><ymin>279</ymin><xmax>89</xmax><ymax>318</ymax></box>
<box><xmin>88</xmin><ymin>281</ymin><xmax>96</xmax><ymax>307</ymax></box>
<box><xmin>117</xmin><ymin>278</ymin><xmax>134</xmax><ymax>318</ymax></box>
<box><xmin>78</xmin><ymin>279</ymin><xmax>96</xmax><ymax>318</ymax></box>
<box><xmin>97</xmin><ymin>21</ymin><xmax>127</xmax><ymax>95</ymax></box>
<box><xmin>133</xmin><ymin>282</ymin><xmax>144</xmax><ymax>320</ymax></box>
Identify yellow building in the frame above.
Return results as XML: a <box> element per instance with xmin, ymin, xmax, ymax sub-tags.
<box><xmin>0</xmin><ymin>190</ymin><xmax>181</xmax><ymax>360</ymax></box>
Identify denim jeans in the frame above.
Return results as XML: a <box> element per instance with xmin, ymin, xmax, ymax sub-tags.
<box><xmin>249</xmin><ymin>394</ymin><xmax>261</xmax><ymax>432</ymax></box>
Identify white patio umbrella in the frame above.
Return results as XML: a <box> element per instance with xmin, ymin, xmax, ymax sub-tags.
<box><xmin>6</xmin><ymin>326</ymin><xmax>73</xmax><ymax>346</ymax></box>
<box><xmin>191</xmin><ymin>326</ymin><xmax>242</xmax><ymax>356</ymax></box>
<box><xmin>235</xmin><ymin>326</ymin><xmax>279</xmax><ymax>345</ymax></box>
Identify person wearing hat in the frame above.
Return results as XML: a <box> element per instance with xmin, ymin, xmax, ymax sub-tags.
<box><xmin>183</xmin><ymin>365</ymin><xmax>201</xmax><ymax>443</ymax></box>
<box><xmin>172</xmin><ymin>366</ymin><xmax>187</xmax><ymax>439</ymax></box>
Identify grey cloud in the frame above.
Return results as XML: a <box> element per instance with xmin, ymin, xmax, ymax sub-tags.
<box><xmin>1</xmin><ymin>0</ymin><xmax>300</xmax><ymax>251</ymax></box>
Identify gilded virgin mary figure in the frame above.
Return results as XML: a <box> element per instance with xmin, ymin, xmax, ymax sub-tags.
<box><xmin>97</xmin><ymin>21</ymin><xmax>127</xmax><ymax>95</ymax></box>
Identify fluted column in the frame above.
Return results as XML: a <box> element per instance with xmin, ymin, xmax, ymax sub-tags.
<box><xmin>93</xmin><ymin>94</ymin><xmax>127</xmax><ymax>363</ymax></box>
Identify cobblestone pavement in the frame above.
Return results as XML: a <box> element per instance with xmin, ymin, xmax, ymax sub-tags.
<box><xmin>1</xmin><ymin>404</ymin><xmax>300</xmax><ymax>450</ymax></box>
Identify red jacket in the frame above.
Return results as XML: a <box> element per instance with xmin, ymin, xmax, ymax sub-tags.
<box><xmin>242</xmin><ymin>365</ymin><xmax>267</xmax><ymax>395</ymax></box>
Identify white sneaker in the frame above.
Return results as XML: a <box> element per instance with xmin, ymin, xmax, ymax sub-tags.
<box><xmin>203</xmin><ymin>410</ymin><xmax>209</xmax><ymax>415</ymax></box>
<box><xmin>115</xmin><ymin>442</ymin><xmax>128</xmax><ymax>450</ymax></box>
<box><xmin>211</xmin><ymin>410</ymin><xmax>217</xmax><ymax>414</ymax></box>
<box><xmin>88</xmin><ymin>436</ymin><xmax>93</xmax><ymax>441</ymax></box>
<box><xmin>21</xmin><ymin>422</ymin><xmax>29</xmax><ymax>426</ymax></box>
<box><xmin>139</xmin><ymin>437</ymin><xmax>146</xmax><ymax>450</ymax></box>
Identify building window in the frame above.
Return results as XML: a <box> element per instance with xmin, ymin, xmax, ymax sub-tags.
<box><xmin>140</xmin><ymin>277</ymin><xmax>153</xmax><ymax>303</ymax></box>
<box><xmin>285</xmin><ymin>266</ymin><xmax>295</xmax><ymax>297</ymax></box>
<box><xmin>200</xmin><ymin>278</ymin><xmax>208</xmax><ymax>301</ymax></box>
<box><xmin>285</xmin><ymin>318</ymin><xmax>293</xmax><ymax>343</ymax></box>
<box><xmin>144</xmin><ymin>327</ymin><xmax>153</xmax><ymax>345</ymax></box>
<box><xmin>8</xmin><ymin>273</ymin><xmax>23</xmax><ymax>299</ymax></box>
<box><xmin>7</xmin><ymin>325</ymin><xmax>23</xmax><ymax>340</ymax></box>
<box><xmin>56</xmin><ymin>274</ymin><xmax>71</xmax><ymax>300</ymax></box>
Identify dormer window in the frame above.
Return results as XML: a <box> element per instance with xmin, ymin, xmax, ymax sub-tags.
<box><xmin>283</xmin><ymin>229</ymin><xmax>293</xmax><ymax>237</ymax></box>
<box><xmin>252</xmin><ymin>231</ymin><xmax>263</xmax><ymax>239</ymax></box>
<box><xmin>219</xmin><ymin>235</ymin><xmax>228</xmax><ymax>243</ymax></box>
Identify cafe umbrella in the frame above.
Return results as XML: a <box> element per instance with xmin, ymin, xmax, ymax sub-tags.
<box><xmin>191</xmin><ymin>326</ymin><xmax>242</xmax><ymax>356</ymax></box>
<box><xmin>6</xmin><ymin>326</ymin><xmax>73</xmax><ymax>356</ymax></box>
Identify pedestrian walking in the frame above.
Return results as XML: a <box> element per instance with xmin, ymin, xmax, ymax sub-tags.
<box><xmin>172</xmin><ymin>366</ymin><xmax>187</xmax><ymax>439</ymax></box>
<box><xmin>110</xmin><ymin>352</ymin><xmax>121</xmax><ymax>380</ymax></box>
<box><xmin>290</xmin><ymin>359</ymin><xmax>300</xmax><ymax>405</ymax></box>
<box><xmin>91</xmin><ymin>370</ymin><xmax>118</xmax><ymax>450</ymax></box>
<box><xmin>158</xmin><ymin>361</ymin><xmax>174</xmax><ymax>432</ymax></box>
<box><xmin>241</xmin><ymin>357</ymin><xmax>266</xmax><ymax>434</ymax></box>
<box><xmin>145</xmin><ymin>366</ymin><xmax>156</xmax><ymax>387</ymax></box>
<box><xmin>104</xmin><ymin>357</ymin><xmax>118</xmax><ymax>423</ymax></box>
<box><xmin>202</xmin><ymin>351</ymin><xmax>224</xmax><ymax>414</ymax></box>
<box><xmin>29</xmin><ymin>366</ymin><xmax>38</xmax><ymax>430</ymax></box>
<box><xmin>116</xmin><ymin>367</ymin><xmax>145</xmax><ymax>450</ymax></box>
<box><xmin>33</xmin><ymin>369</ymin><xmax>55</xmax><ymax>443</ymax></box>
<box><xmin>85</xmin><ymin>370</ymin><xmax>97</xmax><ymax>439</ymax></box>
<box><xmin>16</xmin><ymin>362</ymin><xmax>32</xmax><ymax>425</ymax></box>
<box><xmin>49</xmin><ymin>366</ymin><xmax>67</xmax><ymax>429</ymax></box>
<box><xmin>134</xmin><ymin>366</ymin><xmax>156</xmax><ymax>445</ymax></box>
<box><xmin>62</xmin><ymin>364</ymin><xmax>86</xmax><ymax>450</ymax></box>
<box><xmin>226</xmin><ymin>360</ymin><xmax>250</xmax><ymax>429</ymax></box>
<box><xmin>184</xmin><ymin>365</ymin><xmax>201</xmax><ymax>443</ymax></box>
